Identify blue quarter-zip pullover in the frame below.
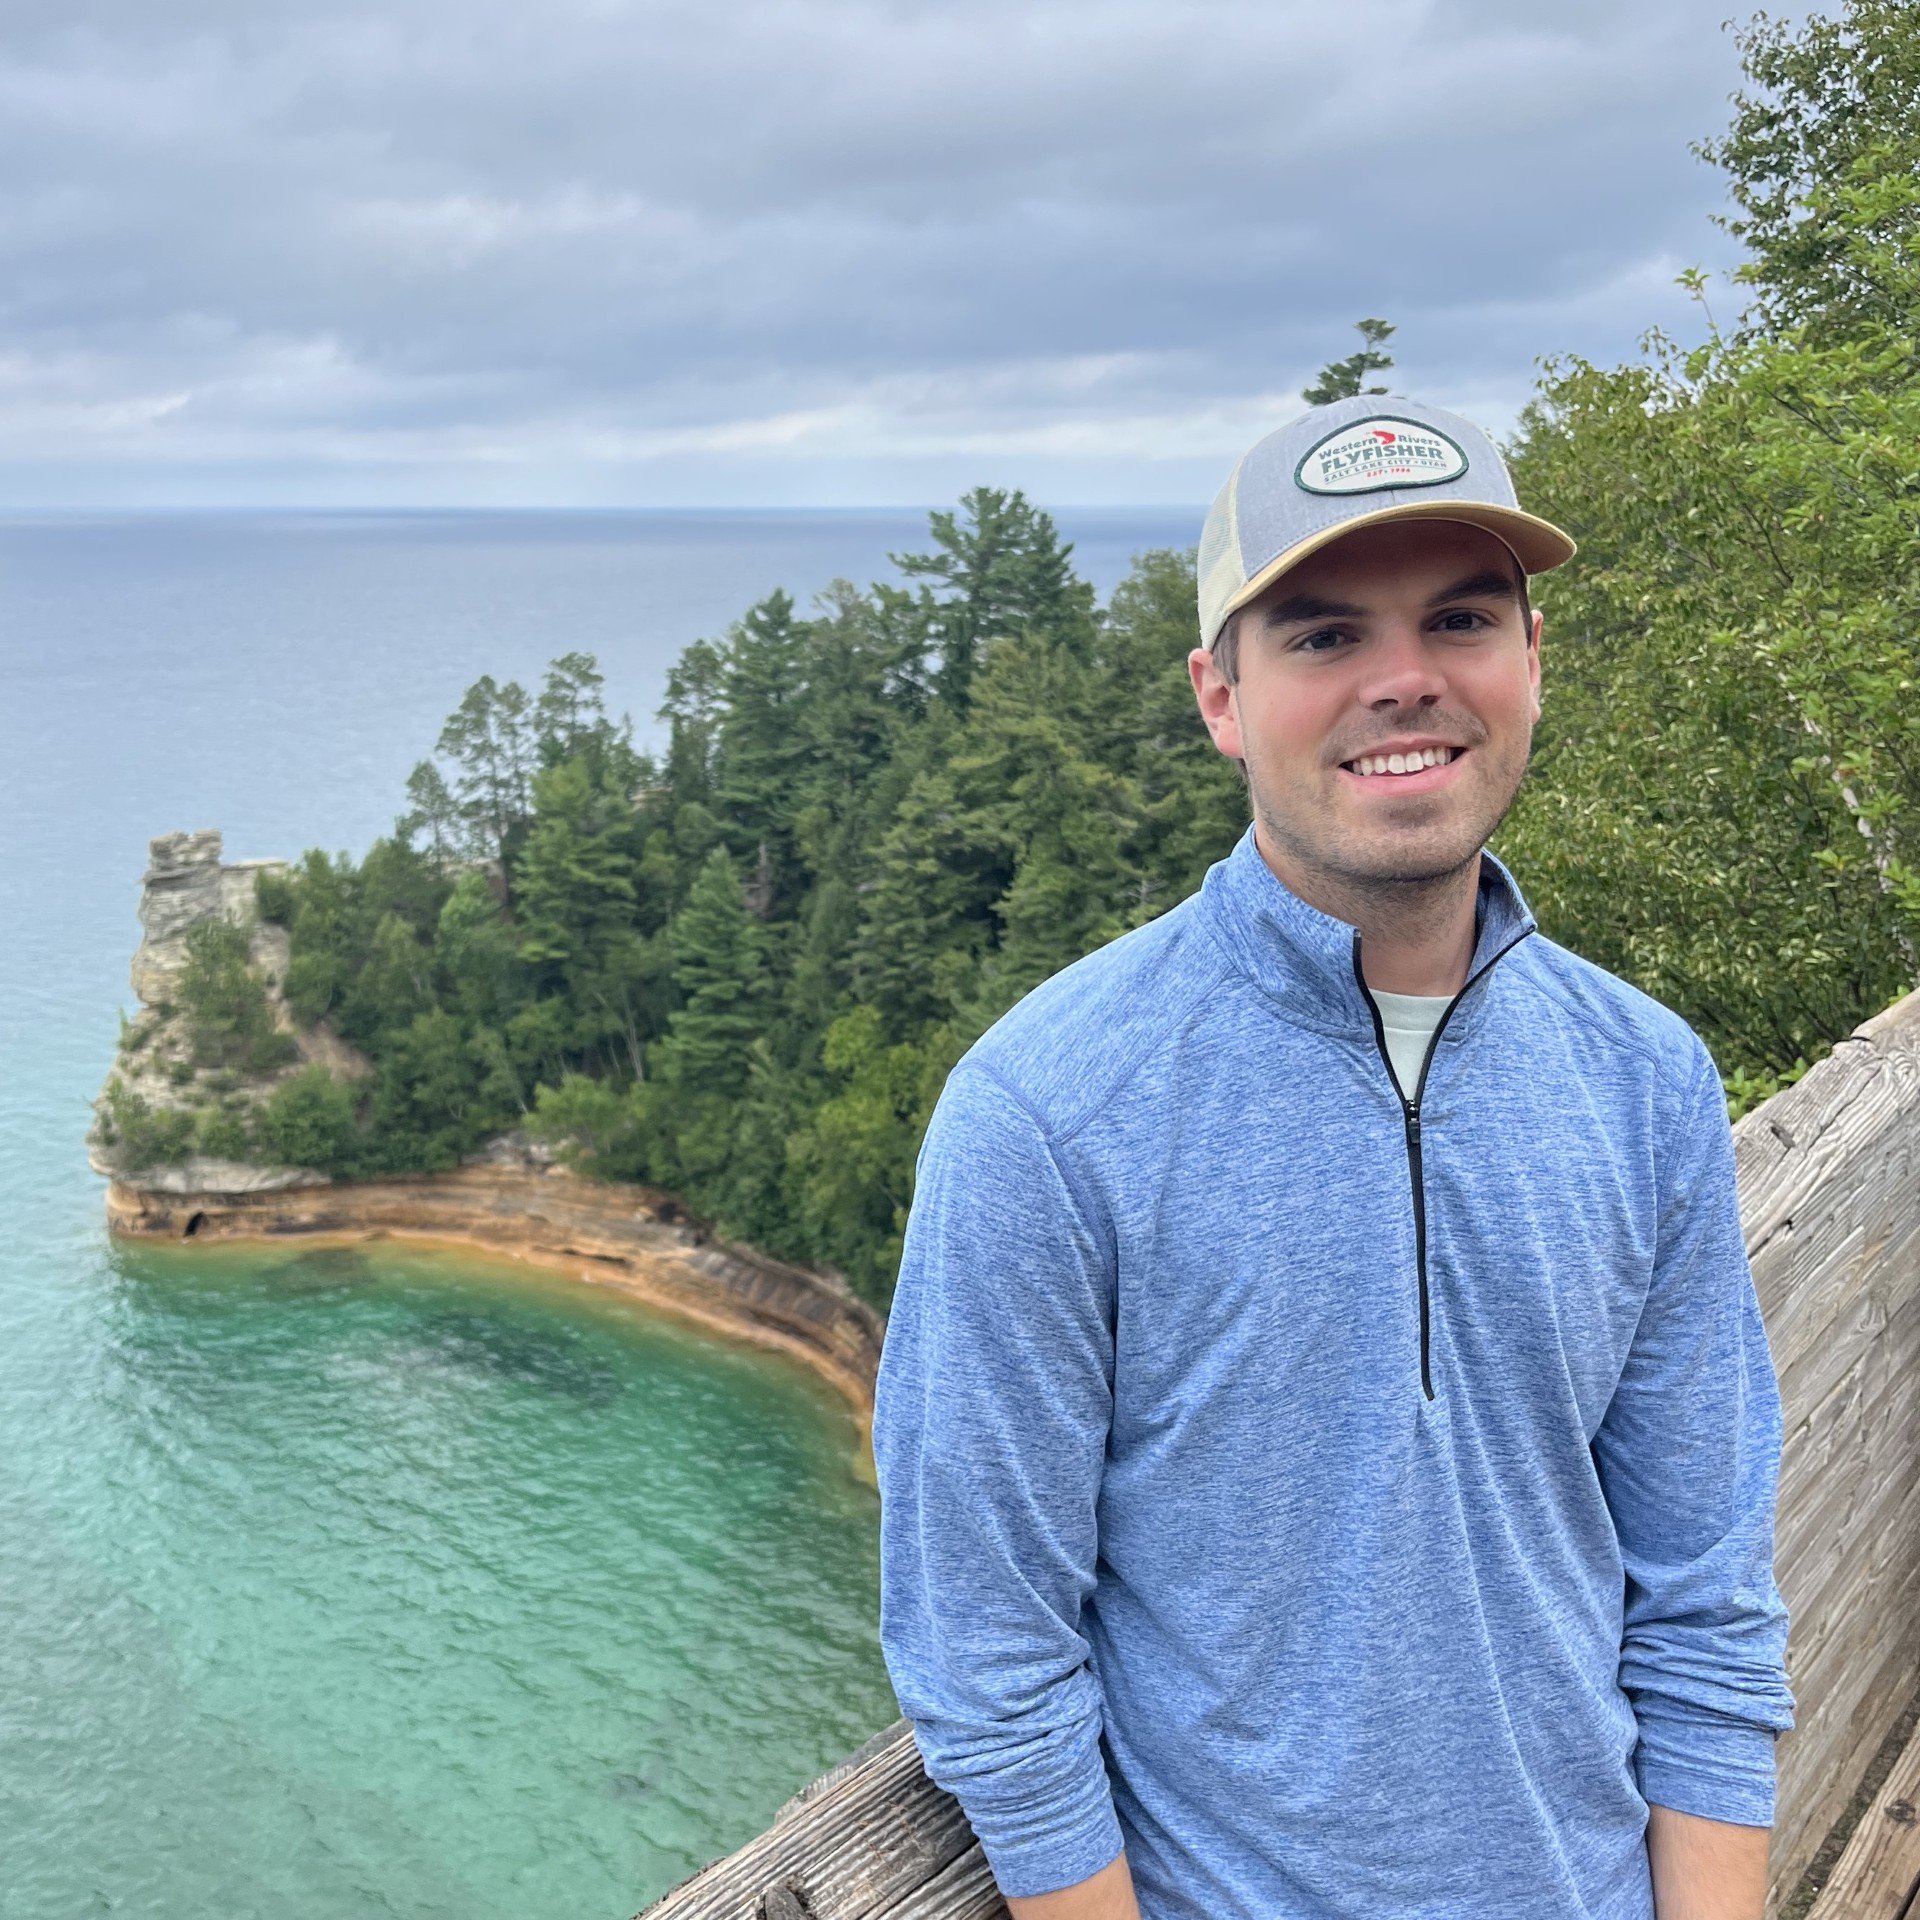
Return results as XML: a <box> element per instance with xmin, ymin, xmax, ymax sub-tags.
<box><xmin>874</xmin><ymin>830</ymin><xmax>1792</xmax><ymax>1920</ymax></box>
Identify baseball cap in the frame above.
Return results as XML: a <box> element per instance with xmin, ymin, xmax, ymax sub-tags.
<box><xmin>1197</xmin><ymin>395</ymin><xmax>1576</xmax><ymax>648</ymax></box>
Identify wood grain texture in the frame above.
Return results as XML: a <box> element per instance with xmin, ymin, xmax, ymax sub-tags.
<box><xmin>1805</xmin><ymin>1712</ymin><xmax>1920</xmax><ymax>1919</ymax></box>
<box><xmin>638</xmin><ymin>987</ymin><xmax>1920</xmax><ymax>1920</ymax></box>
<box><xmin>871</xmin><ymin>1847</ymin><xmax>1009</xmax><ymax>1920</ymax></box>
<box><xmin>1742</xmin><ymin>990</ymin><xmax>1920</xmax><ymax>1905</ymax></box>
<box><xmin>637</xmin><ymin>1722</ymin><xmax>1006</xmax><ymax>1920</ymax></box>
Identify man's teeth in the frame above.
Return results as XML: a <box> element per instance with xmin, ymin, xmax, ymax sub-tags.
<box><xmin>1349</xmin><ymin>746</ymin><xmax>1457</xmax><ymax>777</ymax></box>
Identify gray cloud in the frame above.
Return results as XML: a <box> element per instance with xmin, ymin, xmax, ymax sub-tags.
<box><xmin>0</xmin><ymin>0</ymin><xmax>1767</xmax><ymax>505</ymax></box>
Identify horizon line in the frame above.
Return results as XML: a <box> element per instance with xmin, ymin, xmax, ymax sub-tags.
<box><xmin>0</xmin><ymin>500</ymin><xmax>1209</xmax><ymax>518</ymax></box>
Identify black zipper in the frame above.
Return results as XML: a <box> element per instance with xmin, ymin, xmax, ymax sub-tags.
<box><xmin>1353</xmin><ymin>926</ymin><xmax>1535</xmax><ymax>1401</ymax></box>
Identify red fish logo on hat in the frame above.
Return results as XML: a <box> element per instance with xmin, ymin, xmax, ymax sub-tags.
<box><xmin>1372</xmin><ymin>429</ymin><xmax>1397</xmax><ymax>445</ymax></box>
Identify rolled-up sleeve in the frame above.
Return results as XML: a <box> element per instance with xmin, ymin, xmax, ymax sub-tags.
<box><xmin>1593</xmin><ymin>1046</ymin><xmax>1796</xmax><ymax>1827</ymax></box>
<box><xmin>873</xmin><ymin>1062</ymin><xmax>1122</xmax><ymax>1899</ymax></box>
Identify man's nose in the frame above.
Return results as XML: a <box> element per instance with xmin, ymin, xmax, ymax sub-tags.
<box><xmin>1359</xmin><ymin>624</ymin><xmax>1446</xmax><ymax>708</ymax></box>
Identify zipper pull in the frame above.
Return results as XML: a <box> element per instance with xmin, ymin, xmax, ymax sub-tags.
<box><xmin>1406</xmin><ymin>1107</ymin><xmax>1421</xmax><ymax>1143</ymax></box>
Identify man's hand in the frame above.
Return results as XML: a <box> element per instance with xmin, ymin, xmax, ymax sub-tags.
<box><xmin>1647</xmin><ymin>1804</ymin><xmax>1769</xmax><ymax>1920</ymax></box>
<box><xmin>1005</xmin><ymin>1853</ymin><xmax>1140</xmax><ymax>1920</ymax></box>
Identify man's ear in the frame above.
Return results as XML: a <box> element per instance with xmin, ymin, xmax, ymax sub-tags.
<box><xmin>1188</xmin><ymin>646</ymin><xmax>1246</xmax><ymax>762</ymax></box>
<box><xmin>1527</xmin><ymin>607</ymin><xmax>1544</xmax><ymax>719</ymax></box>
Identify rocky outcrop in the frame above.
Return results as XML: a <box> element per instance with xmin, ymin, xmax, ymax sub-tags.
<box><xmin>93</xmin><ymin>831</ymin><xmax>364</xmax><ymax>1183</ymax></box>
<box><xmin>106</xmin><ymin>1148</ymin><xmax>885</xmax><ymax>1414</ymax></box>
<box><xmin>96</xmin><ymin>831</ymin><xmax>886</xmax><ymax>1417</ymax></box>
<box><xmin>111</xmin><ymin>1156</ymin><xmax>330</xmax><ymax>1195</ymax></box>
<box><xmin>129</xmin><ymin>829</ymin><xmax>290</xmax><ymax>1006</ymax></box>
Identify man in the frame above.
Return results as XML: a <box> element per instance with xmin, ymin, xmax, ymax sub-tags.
<box><xmin>872</xmin><ymin>395</ymin><xmax>1794</xmax><ymax>1920</ymax></box>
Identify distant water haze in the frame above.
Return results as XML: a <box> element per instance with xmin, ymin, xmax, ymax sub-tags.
<box><xmin>0</xmin><ymin>505</ymin><xmax>1197</xmax><ymax>1918</ymax></box>
<box><xmin>3</xmin><ymin>506</ymin><xmax>1200</xmax><ymax>857</ymax></box>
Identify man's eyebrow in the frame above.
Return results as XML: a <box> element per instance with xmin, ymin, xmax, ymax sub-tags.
<box><xmin>1258</xmin><ymin>571</ymin><xmax>1519</xmax><ymax>629</ymax></box>
<box><xmin>1426</xmin><ymin>569</ymin><xmax>1518</xmax><ymax>608</ymax></box>
<box><xmin>1259</xmin><ymin>591</ymin><xmax>1365</xmax><ymax>628</ymax></box>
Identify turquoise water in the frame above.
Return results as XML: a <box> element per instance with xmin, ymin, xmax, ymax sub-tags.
<box><xmin>1</xmin><ymin>1241</ymin><xmax>889</xmax><ymax>1917</ymax></box>
<box><xmin>0</xmin><ymin>508</ymin><xmax>1200</xmax><ymax>1919</ymax></box>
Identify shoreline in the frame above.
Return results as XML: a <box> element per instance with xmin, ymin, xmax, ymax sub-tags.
<box><xmin>104</xmin><ymin>1161</ymin><xmax>885</xmax><ymax>1426</ymax></box>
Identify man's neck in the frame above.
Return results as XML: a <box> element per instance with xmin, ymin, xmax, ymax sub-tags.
<box><xmin>1252</xmin><ymin>822</ymin><xmax>1481</xmax><ymax>997</ymax></box>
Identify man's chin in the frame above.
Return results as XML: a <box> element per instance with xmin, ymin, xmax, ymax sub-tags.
<box><xmin>1330</xmin><ymin>831</ymin><xmax>1487</xmax><ymax>890</ymax></box>
<box><xmin>1327</xmin><ymin>784</ymin><xmax>1520</xmax><ymax>887</ymax></box>
<box><xmin>1251</xmin><ymin>776</ymin><xmax>1516</xmax><ymax>898</ymax></box>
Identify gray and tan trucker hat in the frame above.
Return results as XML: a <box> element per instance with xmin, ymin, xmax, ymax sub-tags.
<box><xmin>1197</xmin><ymin>395</ymin><xmax>1576</xmax><ymax>648</ymax></box>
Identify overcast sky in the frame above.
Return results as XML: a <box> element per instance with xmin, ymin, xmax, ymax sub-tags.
<box><xmin>0</xmin><ymin>0</ymin><xmax>1776</xmax><ymax>508</ymax></box>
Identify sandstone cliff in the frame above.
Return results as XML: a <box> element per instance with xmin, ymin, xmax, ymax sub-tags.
<box><xmin>94</xmin><ymin>831</ymin><xmax>884</xmax><ymax>1412</ymax></box>
<box><xmin>91</xmin><ymin>829</ymin><xmax>356</xmax><ymax>1194</ymax></box>
<box><xmin>128</xmin><ymin>828</ymin><xmax>289</xmax><ymax>1007</ymax></box>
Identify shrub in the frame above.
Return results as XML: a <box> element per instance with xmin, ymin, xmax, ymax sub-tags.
<box><xmin>529</xmin><ymin>1072</ymin><xmax>644</xmax><ymax>1178</ymax></box>
<box><xmin>194</xmin><ymin>1106</ymin><xmax>253</xmax><ymax>1161</ymax></box>
<box><xmin>254</xmin><ymin>865</ymin><xmax>298</xmax><ymax>927</ymax></box>
<box><xmin>257</xmin><ymin>1066</ymin><xmax>362</xmax><ymax>1175</ymax></box>
<box><xmin>98</xmin><ymin>1081</ymin><xmax>196</xmax><ymax>1171</ymax></box>
<box><xmin>178</xmin><ymin>917</ymin><xmax>299</xmax><ymax>1073</ymax></box>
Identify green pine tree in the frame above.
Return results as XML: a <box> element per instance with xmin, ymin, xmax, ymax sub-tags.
<box><xmin>514</xmin><ymin>758</ymin><xmax>640</xmax><ymax>976</ymax></box>
<box><xmin>653</xmin><ymin>848</ymin><xmax>770</xmax><ymax>1098</ymax></box>
<box><xmin>398</xmin><ymin>760</ymin><xmax>463</xmax><ymax>863</ymax></box>
<box><xmin>1302</xmin><ymin>318</ymin><xmax>1396</xmax><ymax>404</ymax></box>
<box><xmin>1089</xmin><ymin>547</ymin><xmax>1249</xmax><ymax>913</ymax></box>
<box><xmin>436</xmin><ymin>675</ymin><xmax>535</xmax><ymax>867</ymax></box>
<box><xmin>895</xmin><ymin>487</ymin><xmax>1097</xmax><ymax>710</ymax></box>
<box><xmin>712</xmin><ymin>591</ymin><xmax>813</xmax><ymax>913</ymax></box>
<box><xmin>659</xmin><ymin>638</ymin><xmax>726</xmax><ymax>811</ymax></box>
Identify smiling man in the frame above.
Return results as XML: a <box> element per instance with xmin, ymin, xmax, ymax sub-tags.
<box><xmin>873</xmin><ymin>397</ymin><xmax>1794</xmax><ymax>1920</ymax></box>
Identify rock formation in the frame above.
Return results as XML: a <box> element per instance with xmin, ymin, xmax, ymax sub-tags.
<box><xmin>107</xmin><ymin>1152</ymin><xmax>886</xmax><ymax>1413</ymax></box>
<box><xmin>94</xmin><ymin>831</ymin><xmax>885</xmax><ymax>1412</ymax></box>
<box><xmin>128</xmin><ymin>829</ymin><xmax>289</xmax><ymax>1006</ymax></box>
<box><xmin>91</xmin><ymin>830</ymin><xmax>340</xmax><ymax>1195</ymax></box>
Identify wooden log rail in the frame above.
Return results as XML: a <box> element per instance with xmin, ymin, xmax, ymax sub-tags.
<box><xmin>641</xmin><ymin>987</ymin><xmax>1920</xmax><ymax>1920</ymax></box>
<box><xmin>1805</xmin><ymin>1708</ymin><xmax>1920</xmax><ymax>1919</ymax></box>
<box><xmin>641</xmin><ymin>1721</ymin><xmax>1005</xmax><ymax>1920</ymax></box>
<box><xmin>1749</xmin><ymin>989</ymin><xmax>1920</xmax><ymax>1910</ymax></box>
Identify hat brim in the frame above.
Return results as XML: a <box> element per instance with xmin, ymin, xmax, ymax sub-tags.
<box><xmin>1218</xmin><ymin>501</ymin><xmax>1577</xmax><ymax>639</ymax></box>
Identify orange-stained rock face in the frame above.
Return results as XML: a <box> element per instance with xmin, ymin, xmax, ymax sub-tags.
<box><xmin>105</xmin><ymin>1159</ymin><xmax>885</xmax><ymax>1416</ymax></box>
<box><xmin>96</xmin><ymin>831</ymin><xmax>884</xmax><ymax>1422</ymax></box>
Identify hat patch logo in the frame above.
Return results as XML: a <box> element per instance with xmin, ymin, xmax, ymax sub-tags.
<box><xmin>1296</xmin><ymin>417</ymin><xmax>1469</xmax><ymax>496</ymax></box>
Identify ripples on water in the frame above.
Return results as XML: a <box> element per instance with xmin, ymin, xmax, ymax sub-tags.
<box><xmin>0</xmin><ymin>510</ymin><xmax>1198</xmax><ymax>1918</ymax></box>
<box><xmin>3</xmin><ymin>1240</ymin><xmax>892</xmax><ymax>1919</ymax></box>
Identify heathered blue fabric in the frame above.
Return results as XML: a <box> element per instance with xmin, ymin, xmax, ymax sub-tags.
<box><xmin>873</xmin><ymin>830</ymin><xmax>1794</xmax><ymax>1919</ymax></box>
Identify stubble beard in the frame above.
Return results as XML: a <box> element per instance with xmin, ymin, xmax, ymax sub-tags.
<box><xmin>1247</xmin><ymin>732</ymin><xmax>1532</xmax><ymax>928</ymax></box>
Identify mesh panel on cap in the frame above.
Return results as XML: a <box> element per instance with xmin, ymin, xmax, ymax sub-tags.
<box><xmin>1196</xmin><ymin>463</ymin><xmax>1246</xmax><ymax>648</ymax></box>
<box><xmin>1192</xmin><ymin>398</ymin><xmax>1575</xmax><ymax>650</ymax></box>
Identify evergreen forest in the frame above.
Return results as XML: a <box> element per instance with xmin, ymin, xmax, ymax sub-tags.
<box><xmin>119</xmin><ymin>3</ymin><xmax>1920</xmax><ymax>1307</ymax></box>
<box><xmin>238</xmin><ymin>509</ymin><xmax>1246</xmax><ymax>1305</ymax></box>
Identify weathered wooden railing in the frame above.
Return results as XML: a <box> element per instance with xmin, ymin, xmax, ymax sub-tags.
<box><xmin>1751</xmin><ymin>989</ymin><xmax>1920</xmax><ymax>1913</ymax></box>
<box><xmin>641</xmin><ymin>988</ymin><xmax>1920</xmax><ymax>1920</ymax></box>
<box><xmin>641</xmin><ymin>1723</ymin><xmax>1004</xmax><ymax>1920</ymax></box>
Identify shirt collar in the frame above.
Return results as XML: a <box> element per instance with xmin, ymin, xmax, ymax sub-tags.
<box><xmin>1198</xmin><ymin>825</ymin><xmax>1537</xmax><ymax>1037</ymax></box>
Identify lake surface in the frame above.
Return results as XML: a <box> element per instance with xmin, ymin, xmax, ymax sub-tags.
<box><xmin>0</xmin><ymin>507</ymin><xmax>1199</xmax><ymax>1919</ymax></box>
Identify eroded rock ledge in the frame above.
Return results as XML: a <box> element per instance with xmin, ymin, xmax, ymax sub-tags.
<box><xmin>106</xmin><ymin>1147</ymin><xmax>885</xmax><ymax>1416</ymax></box>
<box><xmin>96</xmin><ymin>831</ymin><xmax>885</xmax><ymax>1418</ymax></box>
